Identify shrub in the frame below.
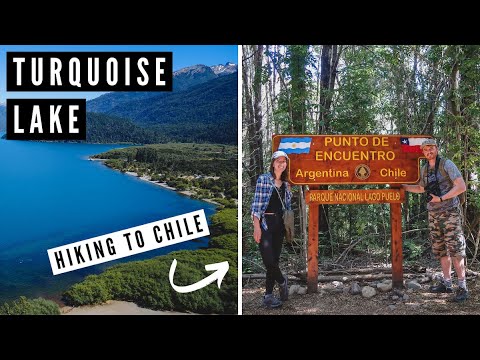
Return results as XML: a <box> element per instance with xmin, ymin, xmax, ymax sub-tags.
<box><xmin>209</xmin><ymin>234</ymin><xmax>237</xmax><ymax>253</ymax></box>
<box><xmin>0</xmin><ymin>296</ymin><xmax>60</xmax><ymax>315</ymax></box>
<box><xmin>212</xmin><ymin>198</ymin><xmax>236</xmax><ymax>208</ymax></box>
<box><xmin>62</xmin><ymin>277</ymin><xmax>111</xmax><ymax>306</ymax></box>
<box><xmin>210</xmin><ymin>208</ymin><xmax>237</xmax><ymax>235</ymax></box>
<box><xmin>62</xmin><ymin>248</ymin><xmax>237</xmax><ymax>314</ymax></box>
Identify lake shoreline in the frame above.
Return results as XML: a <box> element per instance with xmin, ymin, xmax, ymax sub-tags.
<box><xmin>0</xmin><ymin>141</ymin><xmax>220</xmax><ymax>312</ymax></box>
<box><xmin>90</xmin><ymin>157</ymin><xmax>221</xmax><ymax>206</ymax></box>
<box><xmin>47</xmin><ymin>155</ymin><xmax>219</xmax><ymax>315</ymax></box>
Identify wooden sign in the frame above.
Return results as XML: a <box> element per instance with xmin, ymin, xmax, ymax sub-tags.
<box><xmin>272</xmin><ymin>135</ymin><xmax>431</xmax><ymax>185</ymax></box>
<box><xmin>306</xmin><ymin>189</ymin><xmax>405</xmax><ymax>204</ymax></box>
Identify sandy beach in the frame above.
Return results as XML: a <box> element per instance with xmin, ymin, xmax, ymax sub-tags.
<box><xmin>88</xmin><ymin>157</ymin><xmax>221</xmax><ymax>205</ymax></box>
<box><xmin>124</xmin><ymin>171</ymin><xmax>179</xmax><ymax>191</ymax></box>
<box><xmin>62</xmin><ymin>300</ymin><xmax>192</xmax><ymax>315</ymax></box>
<box><xmin>123</xmin><ymin>170</ymin><xmax>220</xmax><ymax>204</ymax></box>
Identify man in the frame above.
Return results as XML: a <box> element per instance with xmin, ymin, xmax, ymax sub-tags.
<box><xmin>402</xmin><ymin>139</ymin><xmax>468</xmax><ymax>302</ymax></box>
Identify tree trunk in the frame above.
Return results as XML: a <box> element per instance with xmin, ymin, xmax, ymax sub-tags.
<box><xmin>242</xmin><ymin>46</ymin><xmax>257</xmax><ymax>187</ymax></box>
<box><xmin>317</xmin><ymin>45</ymin><xmax>338</xmax><ymax>244</ymax></box>
<box><xmin>319</xmin><ymin>45</ymin><xmax>332</xmax><ymax>134</ymax></box>
<box><xmin>288</xmin><ymin>45</ymin><xmax>309</xmax><ymax>133</ymax></box>
<box><xmin>252</xmin><ymin>45</ymin><xmax>264</xmax><ymax>180</ymax></box>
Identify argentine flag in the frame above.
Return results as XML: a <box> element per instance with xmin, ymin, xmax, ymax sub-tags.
<box><xmin>278</xmin><ymin>137</ymin><xmax>312</xmax><ymax>154</ymax></box>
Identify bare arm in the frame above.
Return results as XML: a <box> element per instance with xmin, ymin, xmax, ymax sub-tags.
<box><xmin>440</xmin><ymin>176</ymin><xmax>466</xmax><ymax>200</ymax></box>
<box><xmin>402</xmin><ymin>184</ymin><xmax>425</xmax><ymax>193</ymax></box>
<box><xmin>419</xmin><ymin>177</ymin><xmax>466</xmax><ymax>203</ymax></box>
<box><xmin>253</xmin><ymin>216</ymin><xmax>262</xmax><ymax>244</ymax></box>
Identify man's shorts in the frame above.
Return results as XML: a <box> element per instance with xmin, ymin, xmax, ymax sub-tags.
<box><xmin>428</xmin><ymin>207</ymin><xmax>466</xmax><ymax>259</ymax></box>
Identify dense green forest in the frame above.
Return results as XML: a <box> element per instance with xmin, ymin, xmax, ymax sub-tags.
<box><xmin>242</xmin><ymin>45</ymin><xmax>480</xmax><ymax>275</ymax></box>
<box><xmin>86</xmin><ymin>112</ymin><xmax>161</xmax><ymax>144</ymax></box>
<box><xmin>86</xmin><ymin>112</ymin><xmax>237</xmax><ymax>145</ymax></box>
<box><xmin>87</xmin><ymin>64</ymin><xmax>220</xmax><ymax>113</ymax></box>
<box><xmin>105</xmin><ymin>72</ymin><xmax>237</xmax><ymax>127</ymax></box>
<box><xmin>94</xmin><ymin>143</ymin><xmax>238</xmax><ymax>202</ymax></box>
<box><xmin>0</xmin><ymin>296</ymin><xmax>60</xmax><ymax>315</ymax></box>
<box><xmin>62</xmin><ymin>207</ymin><xmax>238</xmax><ymax>314</ymax></box>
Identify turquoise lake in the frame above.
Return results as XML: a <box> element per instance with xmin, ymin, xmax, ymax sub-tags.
<box><xmin>0</xmin><ymin>137</ymin><xmax>216</xmax><ymax>303</ymax></box>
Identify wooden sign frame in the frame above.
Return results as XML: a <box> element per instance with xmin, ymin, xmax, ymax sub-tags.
<box><xmin>272</xmin><ymin>134</ymin><xmax>431</xmax><ymax>185</ymax></box>
<box><xmin>305</xmin><ymin>187</ymin><xmax>405</xmax><ymax>292</ymax></box>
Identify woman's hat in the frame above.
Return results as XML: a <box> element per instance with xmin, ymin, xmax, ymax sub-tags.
<box><xmin>272</xmin><ymin>150</ymin><xmax>289</xmax><ymax>160</ymax></box>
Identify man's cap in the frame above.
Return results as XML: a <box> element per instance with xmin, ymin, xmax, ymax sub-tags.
<box><xmin>421</xmin><ymin>139</ymin><xmax>437</xmax><ymax>149</ymax></box>
<box><xmin>272</xmin><ymin>150</ymin><xmax>289</xmax><ymax>160</ymax></box>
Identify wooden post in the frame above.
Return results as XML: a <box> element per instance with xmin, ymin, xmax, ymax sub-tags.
<box><xmin>307</xmin><ymin>204</ymin><xmax>319</xmax><ymax>293</ymax></box>
<box><xmin>306</xmin><ymin>188</ymin><xmax>405</xmax><ymax>292</ymax></box>
<box><xmin>390</xmin><ymin>198</ymin><xmax>403</xmax><ymax>289</ymax></box>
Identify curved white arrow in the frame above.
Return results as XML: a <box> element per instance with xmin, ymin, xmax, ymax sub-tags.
<box><xmin>169</xmin><ymin>259</ymin><xmax>229</xmax><ymax>293</ymax></box>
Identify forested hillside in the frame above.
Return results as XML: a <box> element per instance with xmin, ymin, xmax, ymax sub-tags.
<box><xmin>86</xmin><ymin>112</ymin><xmax>159</xmax><ymax>144</ymax></box>
<box><xmin>107</xmin><ymin>72</ymin><xmax>237</xmax><ymax>126</ymax></box>
<box><xmin>86</xmin><ymin>72</ymin><xmax>237</xmax><ymax>144</ymax></box>
<box><xmin>87</xmin><ymin>64</ymin><xmax>218</xmax><ymax>113</ymax></box>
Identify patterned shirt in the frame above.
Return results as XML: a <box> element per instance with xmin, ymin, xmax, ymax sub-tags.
<box><xmin>251</xmin><ymin>173</ymin><xmax>292</xmax><ymax>230</ymax></box>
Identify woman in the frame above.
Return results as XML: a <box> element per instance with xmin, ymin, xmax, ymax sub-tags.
<box><xmin>251</xmin><ymin>150</ymin><xmax>292</xmax><ymax>308</ymax></box>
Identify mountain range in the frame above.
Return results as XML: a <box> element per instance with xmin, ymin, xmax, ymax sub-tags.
<box><xmin>211</xmin><ymin>62</ymin><xmax>237</xmax><ymax>76</ymax></box>
<box><xmin>87</xmin><ymin>63</ymin><xmax>237</xmax><ymax>114</ymax></box>
<box><xmin>0</xmin><ymin>63</ymin><xmax>238</xmax><ymax>144</ymax></box>
<box><xmin>87</xmin><ymin>63</ymin><xmax>237</xmax><ymax>144</ymax></box>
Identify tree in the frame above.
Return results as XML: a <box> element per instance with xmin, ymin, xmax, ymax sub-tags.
<box><xmin>243</xmin><ymin>45</ymin><xmax>264</xmax><ymax>187</ymax></box>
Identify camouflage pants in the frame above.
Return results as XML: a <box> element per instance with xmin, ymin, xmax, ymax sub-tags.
<box><xmin>428</xmin><ymin>207</ymin><xmax>466</xmax><ymax>259</ymax></box>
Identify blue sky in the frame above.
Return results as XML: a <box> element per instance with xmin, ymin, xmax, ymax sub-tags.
<box><xmin>0</xmin><ymin>45</ymin><xmax>238</xmax><ymax>103</ymax></box>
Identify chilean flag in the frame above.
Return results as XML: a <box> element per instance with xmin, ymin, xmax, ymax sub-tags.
<box><xmin>400</xmin><ymin>137</ymin><xmax>431</xmax><ymax>153</ymax></box>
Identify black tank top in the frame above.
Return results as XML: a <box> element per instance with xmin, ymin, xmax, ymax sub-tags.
<box><xmin>265</xmin><ymin>183</ymin><xmax>285</xmax><ymax>215</ymax></box>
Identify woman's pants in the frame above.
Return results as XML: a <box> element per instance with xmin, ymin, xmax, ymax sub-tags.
<box><xmin>258</xmin><ymin>214</ymin><xmax>285</xmax><ymax>294</ymax></box>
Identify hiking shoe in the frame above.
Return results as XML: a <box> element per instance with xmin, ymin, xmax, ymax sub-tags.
<box><xmin>429</xmin><ymin>282</ymin><xmax>453</xmax><ymax>293</ymax></box>
<box><xmin>453</xmin><ymin>287</ymin><xmax>469</xmax><ymax>302</ymax></box>
<box><xmin>263</xmin><ymin>294</ymin><xmax>282</xmax><ymax>309</ymax></box>
<box><xmin>279</xmin><ymin>277</ymin><xmax>288</xmax><ymax>301</ymax></box>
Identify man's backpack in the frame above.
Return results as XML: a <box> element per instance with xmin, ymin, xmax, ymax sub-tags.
<box><xmin>421</xmin><ymin>157</ymin><xmax>466</xmax><ymax>206</ymax></box>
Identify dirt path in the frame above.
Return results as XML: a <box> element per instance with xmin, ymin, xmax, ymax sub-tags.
<box><xmin>243</xmin><ymin>278</ymin><xmax>480</xmax><ymax>315</ymax></box>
